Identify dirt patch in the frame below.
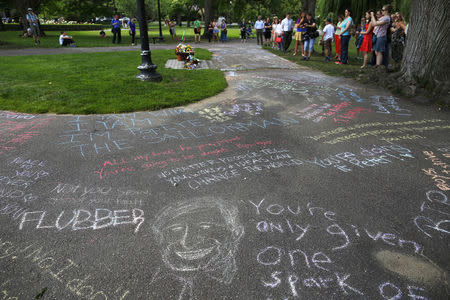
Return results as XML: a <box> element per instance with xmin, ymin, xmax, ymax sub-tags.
<box><xmin>375</xmin><ymin>250</ymin><xmax>447</xmax><ymax>287</ymax></box>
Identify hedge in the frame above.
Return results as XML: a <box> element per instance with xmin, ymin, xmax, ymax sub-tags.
<box><xmin>0</xmin><ymin>23</ymin><xmax>109</xmax><ymax>31</ymax></box>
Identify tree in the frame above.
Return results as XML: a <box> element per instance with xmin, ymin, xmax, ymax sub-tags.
<box><xmin>202</xmin><ymin>0</ymin><xmax>212</xmax><ymax>35</ymax></box>
<box><xmin>302</xmin><ymin>0</ymin><xmax>316</xmax><ymax>16</ymax></box>
<box><xmin>398</xmin><ymin>0</ymin><xmax>450</xmax><ymax>100</ymax></box>
<box><xmin>317</xmin><ymin>0</ymin><xmax>411</xmax><ymax>22</ymax></box>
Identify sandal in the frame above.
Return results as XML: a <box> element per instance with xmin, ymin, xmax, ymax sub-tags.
<box><xmin>293</xmin><ymin>52</ymin><xmax>297</xmax><ymax>56</ymax></box>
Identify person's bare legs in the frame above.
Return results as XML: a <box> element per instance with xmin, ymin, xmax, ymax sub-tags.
<box><xmin>376</xmin><ymin>51</ymin><xmax>383</xmax><ymax>66</ymax></box>
<box><xmin>293</xmin><ymin>40</ymin><xmax>299</xmax><ymax>55</ymax></box>
<box><xmin>361</xmin><ymin>52</ymin><xmax>368</xmax><ymax>68</ymax></box>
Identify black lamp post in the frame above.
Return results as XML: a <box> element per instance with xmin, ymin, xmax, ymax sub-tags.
<box><xmin>157</xmin><ymin>0</ymin><xmax>164</xmax><ymax>41</ymax></box>
<box><xmin>136</xmin><ymin>0</ymin><xmax>162</xmax><ymax>81</ymax></box>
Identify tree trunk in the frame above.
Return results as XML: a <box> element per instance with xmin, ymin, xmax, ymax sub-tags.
<box><xmin>302</xmin><ymin>0</ymin><xmax>317</xmax><ymax>17</ymax></box>
<box><xmin>177</xmin><ymin>13</ymin><xmax>182</xmax><ymax>26</ymax></box>
<box><xmin>203</xmin><ymin>0</ymin><xmax>213</xmax><ymax>37</ymax></box>
<box><xmin>399</xmin><ymin>0</ymin><xmax>450</xmax><ymax>99</ymax></box>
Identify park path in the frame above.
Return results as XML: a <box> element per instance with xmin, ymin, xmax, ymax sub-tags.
<box><xmin>0</xmin><ymin>39</ymin><xmax>449</xmax><ymax>299</ymax></box>
<box><xmin>0</xmin><ymin>43</ymin><xmax>174</xmax><ymax>56</ymax></box>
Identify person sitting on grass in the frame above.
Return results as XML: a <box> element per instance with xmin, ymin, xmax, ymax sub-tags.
<box><xmin>321</xmin><ymin>18</ymin><xmax>335</xmax><ymax>62</ymax></box>
<box><xmin>59</xmin><ymin>31</ymin><xmax>76</xmax><ymax>47</ymax></box>
<box><xmin>99</xmin><ymin>30</ymin><xmax>106</xmax><ymax>38</ymax></box>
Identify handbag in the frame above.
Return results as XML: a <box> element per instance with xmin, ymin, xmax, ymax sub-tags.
<box><xmin>312</xmin><ymin>30</ymin><xmax>319</xmax><ymax>38</ymax></box>
<box><xmin>275</xmin><ymin>36</ymin><xmax>282</xmax><ymax>43</ymax></box>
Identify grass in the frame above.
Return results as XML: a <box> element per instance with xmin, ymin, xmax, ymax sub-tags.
<box><xmin>264</xmin><ymin>38</ymin><xmax>363</xmax><ymax>78</ymax></box>
<box><xmin>0</xmin><ymin>26</ymin><xmax>243</xmax><ymax>49</ymax></box>
<box><xmin>0</xmin><ymin>49</ymin><xmax>226</xmax><ymax>114</ymax></box>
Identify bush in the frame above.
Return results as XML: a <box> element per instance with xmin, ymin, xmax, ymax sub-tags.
<box><xmin>1</xmin><ymin>23</ymin><xmax>108</xmax><ymax>31</ymax></box>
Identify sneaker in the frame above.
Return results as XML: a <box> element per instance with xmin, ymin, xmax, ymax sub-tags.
<box><xmin>324</xmin><ymin>57</ymin><xmax>330</xmax><ymax>62</ymax></box>
<box><xmin>335</xmin><ymin>61</ymin><xmax>343</xmax><ymax>65</ymax></box>
<box><xmin>306</xmin><ymin>57</ymin><xmax>310</xmax><ymax>61</ymax></box>
<box><xmin>301</xmin><ymin>57</ymin><xmax>307</xmax><ymax>61</ymax></box>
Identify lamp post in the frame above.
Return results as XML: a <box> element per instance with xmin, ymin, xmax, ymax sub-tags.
<box><xmin>157</xmin><ymin>0</ymin><xmax>164</xmax><ymax>41</ymax></box>
<box><xmin>136</xmin><ymin>0</ymin><xmax>162</xmax><ymax>81</ymax></box>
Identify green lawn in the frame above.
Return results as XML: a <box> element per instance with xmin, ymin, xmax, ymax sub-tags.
<box><xmin>0</xmin><ymin>26</ymin><xmax>242</xmax><ymax>49</ymax></box>
<box><xmin>0</xmin><ymin>49</ymin><xmax>226</xmax><ymax>114</ymax></box>
<box><xmin>264</xmin><ymin>37</ymin><xmax>363</xmax><ymax>77</ymax></box>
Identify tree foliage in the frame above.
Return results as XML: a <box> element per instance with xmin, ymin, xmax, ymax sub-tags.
<box><xmin>317</xmin><ymin>0</ymin><xmax>411</xmax><ymax>23</ymax></box>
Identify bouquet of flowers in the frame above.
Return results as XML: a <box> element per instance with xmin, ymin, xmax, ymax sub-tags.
<box><xmin>184</xmin><ymin>54</ymin><xmax>201</xmax><ymax>69</ymax></box>
<box><xmin>175</xmin><ymin>43</ymin><xmax>193</xmax><ymax>55</ymax></box>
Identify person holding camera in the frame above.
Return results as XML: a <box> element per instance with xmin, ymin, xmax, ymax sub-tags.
<box><xmin>301</xmin><ymin>13</ymin><xmax>317</xmax><ymax>61</ymax></box>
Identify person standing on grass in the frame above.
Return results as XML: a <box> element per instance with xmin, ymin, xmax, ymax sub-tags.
<box><xmin>335</xmin><ymin>9</ymin><xmax>353</xmax><ymax>65</ymax></box>
<box><xmin>334</xmin><ymin>15</ymin><xmax>343</xmax><ymax>61</ymax></box>
<box><xmin>213</xmin><ymin>19</ymin><xmax>219</xmax><ymax>43</ymax></box>
<box><xmin>281</xmin><ymin>13</ymin><xmax>293</xmax><ymax>52</ymax></box>
<box><xmin>371</xmin><ymin>5</ymin><xmax>391</xmax><ymax>67</ymax></box>
<box><xmin>111</xmin><ymin>15</ymin><xmax>121</xmax><ymax>44</ymax></box>
<box><xmin>169</xmin><ymin>20</ymin><xmax>177</xmax><ymax>41</ymax></box>
<box><xmin>390</xmin><ymin>13</ymin><xmax>406</xmax><ymax>68</ymax></box>
<box><xmin>264</xmin><ymin>17</ymin><xmax>272</xmax><ymax>46</ymax></box>
<box><xmin>355</xmin><ymin>17</ymin><xmax>365</xmax><ymax>59</ymax></box>
<box><xmin>240</xmin><ymin>18</ymin><xmax>247</xmax><ymax>44</ymax></box>
<box><xmin>207</xmin><ymin>22</ymin><xmax>214</xmax><ymax>42</ymax></box>
<box><xmin>26</xmin><ymin>8</ymin><xmax>40</xmax><ymax>46</ymax></box>
<box><xmin>194</xmin><ymin>18</ymin><xmax>201</xmax><ymax>43</ymax></box>
<box><xmin>129</xmin><ymin>18</ymin><xmax>136</xmax><ymax>46</ymax></box>
<box><xmin>275</xmin><ymin>19</ymin><xmax>283</xmax><ymax>50</ymax></box>
<box><xmin>271</xmin><ymin>17</ymin><xmax>279</xmax><ymax>49</ymax></box>
<box><xmin>320</xmin><ymin>18</ymin><xmax>335</xmax><ymax>62</ymax></box>
<box><xmin>360</xmin><ymin>11</ymin><xmax>374</xmax><ymax>68</ymax></box>
<box><xmin>301</xmin><ymin>13</ymin><xmax>317</xmax><ymax>61</ymax></box>
<box><xmin>293</xmin><ymin>12</ymin><xmax>306</xmax><ymax>56</ymax></box>
<box><xmin>220</xmin><ymin>19</ymin><xmax>227</xmax><ymax>42</ymax></box>
<box><xmin>255</xmin><ymin>16</ymin><xmax>265</xmax><ymax>45</ymax></box>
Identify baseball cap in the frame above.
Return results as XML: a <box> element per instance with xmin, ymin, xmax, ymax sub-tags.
<box><xmin>27</xmin><ymin>8</ymin><xmax>33</xmax><ymax>11</ymax></box>
<box><xmin>326</xmin><ymin>18</ymin><xmax>331</xmax><ymax>22</ymax></box>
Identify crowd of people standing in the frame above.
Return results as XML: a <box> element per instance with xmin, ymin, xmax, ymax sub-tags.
<box><xmin>232</xmin><ymin>4</ymin><xmax>406</xmax><ymax>69</ymax></box>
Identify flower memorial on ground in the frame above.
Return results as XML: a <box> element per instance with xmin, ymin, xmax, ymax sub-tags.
<box><xmin>175</xmin><ymin>43</ymin><xmax>193</xmax><ymax>56</ymax></box>
<box><xmin>175</xmin><ymin>43</ymin><xmax>201</xmax><ymax>69</ymax></box>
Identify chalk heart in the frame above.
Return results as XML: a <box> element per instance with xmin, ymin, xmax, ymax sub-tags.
<box><xmin>160</xmin><ymin>207</ymin><xmax>232</xmax><ymax>272</ymax></box>
<box><xmin>374</xmin><ymin>250</ymin><xmax>445</xmax><ymax>286</ymax></box>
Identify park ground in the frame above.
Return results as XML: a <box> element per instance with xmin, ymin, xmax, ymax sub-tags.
<box><xmin>0</xmin><ymin>38</ymin><xmax>449</xmax><ymax>299</ymax></box>
<box><xmin>0</xmin><ymin>25</ymin><xmax>399</xmax><ymax>114</ymax></box>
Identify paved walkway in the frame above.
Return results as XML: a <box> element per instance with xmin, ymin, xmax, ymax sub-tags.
<box><xmin>0</xmin><ymin>44</ymin><xmax>174</xmax><ymax>56</ymax></box>
<box><xmin>0</xmin><ymin>41</ymin><xmax>449</xmax><ymax>300</ymax></box>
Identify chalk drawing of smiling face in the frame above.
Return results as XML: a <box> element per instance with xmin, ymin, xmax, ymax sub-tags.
<box><xmin>153</xmin><ymin>197</ymin><xmax>244</xmax><ymax>283</ymax></box>
<box><xmin>161</xmin><ymin>207</ymin><xmax>230</xmax><ymax>271</ymax></box>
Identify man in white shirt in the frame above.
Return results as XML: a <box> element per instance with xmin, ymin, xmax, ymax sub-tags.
<box><xmin>320</xmin><ymin>18</ymin><xmax>335</xmax><ymax>62</ymax></box>
<box><xmin>280</xmin><ymin>13</ymin><xmax>293</xmax><ymax>52</ymax></box>
<box><xmin>254</xmin><ymin>16</ymin><xmax>265</xmax><ymax>45</ymax></box>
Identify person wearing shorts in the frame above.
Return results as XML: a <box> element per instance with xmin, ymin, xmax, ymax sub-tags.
<box><xmin>169</xmin><ymin>20</ymin><xmax>177</xmax><ymax>41</ymax></box>
<box><xmin>194</xmin><ymin>19</ymin><xmax>201</xmax><ymax>43</ymax></box>
<box><xmin>26</xmin><ymin>8</ymin><xmax>40</xmax><ymax>46</ymax></box>
<box><xmin>321</xmin><ymin>18</ymin><xmax>335</xmax><ymax>62</ymax></box>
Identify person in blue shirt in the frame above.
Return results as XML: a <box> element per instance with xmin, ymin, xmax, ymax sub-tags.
<box><xmin>336</xmin><ymin>9</ymin><xmax>353</xmax><ymax>65</ymax></box>
<box><xmin>111</xmin><ymin>15</ymin><xmax>121</xmax><ymax>44</ymax></box>
<box><xmin>128</xmin><ymin>18</ymin><xmax>136</xmax><ymax>46</ymax></box>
